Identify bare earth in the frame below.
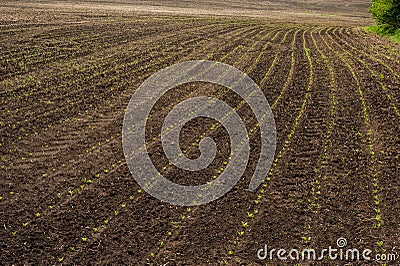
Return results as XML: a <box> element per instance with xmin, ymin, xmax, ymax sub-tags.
<box><xmin>1</xmin><ymin>0</ymin><xmax>399</xmax><ymax>265</ymax></box>
<box><xmin>2</xmin><ymin>0</ymin><xmax>372</xmax><ymax>25</ymax></box>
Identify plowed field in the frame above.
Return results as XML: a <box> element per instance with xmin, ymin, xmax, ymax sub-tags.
<box><xmin>1</xmin><ymin>2</ymin><xmax>399</xmax><ymax>265</ymax></box>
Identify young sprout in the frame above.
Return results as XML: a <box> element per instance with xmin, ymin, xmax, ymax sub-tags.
<box><xmin>114</xmin><ymin>210</ymin><xmax>119</xmax><ymax>216</ymax></box>
<box><xmin>129</xmin><ymin>196</ymin><xmax>134</xmax><ymax>200</ymax></box>
<box><xmin>58</xmin><ymin>257</ymin><xmax>64</xmax><ymax>262</ymax></box>
<box><xmin>238</xmin><ymin>231</ymin><xmax>244</xmax><ymax>237</ymax></box>
<box><xmin>82</xmin><ymin>237</ymin><xmax>88</xmax><ymax>242</ymax></box>
<box><xmin>35</xmin><ymin>212</ymin><xmax>41</xmax><ymax>217</ymax></box>
<box><xmin>172</xmin><ymin>221</ymin><xmax>179</xmax><ymax>229</ymax></box>
<box><xmin>241</xmin><ymin>221</ymin><xmax>248</xmax><ymax>228</ymax></box>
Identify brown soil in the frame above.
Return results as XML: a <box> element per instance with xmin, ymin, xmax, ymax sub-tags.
<box><xmin>0</xmin><ymin>2</ymin><xmax>399</xmax><ymax>265</ymax></box>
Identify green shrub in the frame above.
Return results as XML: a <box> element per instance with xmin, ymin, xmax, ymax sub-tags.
<box><xmin>366</xmin><ymin>25</ymin><xmax>400</xmax><ymax>43</ymax></box>
<box><xmin>369</xmin><ymin>0</ymin><xmax>400</xmax><ymax>29</ymax></box>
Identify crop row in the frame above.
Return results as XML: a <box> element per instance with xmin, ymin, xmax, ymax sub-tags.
<box><xmin>0</xmin><ymin>18</ymin><xmax>239</xmax><ymax>74</ymax></box>
<box><xmin>221</xmin><ymin>27</ymin><xmax>315</xmax><ymax>264</ymax></box>
<box><xmin>0</xmin><ymin>22</ymin><xmax>235</xmax><ymax>97</ymax></box>
<box><xmin>0</xmin><ymin>20</ymin><xmax>213</xmax><ymax>78</ymax></box>
<box><xmin>321</xmin><ymin>28</ymin><xmax>385</xmax><ymax>252</ymax></box>
<box><xmin>0</xmin><ymin>24</ymin><xmax>251</xmax><ymax>146</ymax></box>
<box><xmin>0</xmin><ymin>25</ymin><xmax>258</xmax><ymax>183</ymax></box>
<box><xmin>2</xmin><ymin>26</ymin><xmax>271</xmax><ymax>260</ymax></box>
<box><xmin>1</xmin><ymin>25</ymin><xmax>260</xmax><ymax>208</ymax></box>
<box><xmin>328</xmin><ymin>28</ymin><xmax>399</xmax><ymax>116</ymax></box>
<box><xmin>59</xmin><ymin>27</ymin><xmax>290</xmax><ymax>264</ymax></box>
<box><xmin>138</xmin><ymin>27</ymin><xmax>305</xmax><ymax>264</ymax></box>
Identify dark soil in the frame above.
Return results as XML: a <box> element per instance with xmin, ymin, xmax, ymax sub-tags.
<box><xmin>1</xmin><ymin>3</ymin><xmax>399</xmax><ymax>266</ymax></box>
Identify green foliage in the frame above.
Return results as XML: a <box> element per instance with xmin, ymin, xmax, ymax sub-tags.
<box><xmin>369</xmin><ymin>0</ymin><xmax>400</xmax><ymax>29</ymax></box>
<box><xmin>366</xmin><ymin>25</ymin><xmax>400</xmax><ymax>43</ymax></box>
<box><xmin>368</xmin><ymin>0</ymin><xmax>400</xmax><ymax>43</ymax></box>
